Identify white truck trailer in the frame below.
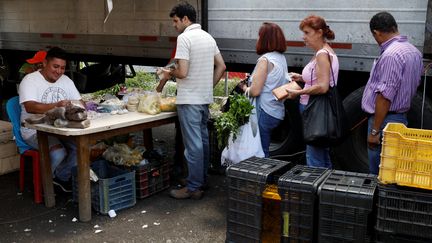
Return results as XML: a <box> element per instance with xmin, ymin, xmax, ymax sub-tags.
<box><xmin>0</xmin><ymin>0</ymin><xmax>431</xmax><ymax>171</ymax></box>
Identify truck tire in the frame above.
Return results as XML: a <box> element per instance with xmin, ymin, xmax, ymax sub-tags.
<box><xmin>333</xmin><ymin>86</ymin><xmax>432</xmax><ymax>173</ymax></box>
<box><xmin>269</xmin><ymin>99</ymin><xmax>304</xmax><ymax>156</ymax></box>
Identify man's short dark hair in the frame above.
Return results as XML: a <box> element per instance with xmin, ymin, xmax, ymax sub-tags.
<box><xmin>46</xmin><ymin>47</ymin><xmax>68</xmax><ymax>61</ymax></box>
<box><xmin>370</xmin><ymin>11</ymin><xmax>398</xmax><ymax>33</ymax></box>
<box><xmin>169</xmin><ymin>1</ymin><xmax>196</xmax><ymax>23</ymax></box>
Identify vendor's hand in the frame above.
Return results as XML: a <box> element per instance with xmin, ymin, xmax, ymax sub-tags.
<box><xmin>286</xmin><ymin>88</ymin><xmax>302</xmax><ymax>99</ymax></box>
<box><xmin>367</xmin><ymin>134</ymin><xmax>381</xmax><ymax>149</ymax></box>
<box><xmin>159</xmin><ymin>67</ymin><xmax>172</xmax><ymax>80</ymax></box>
<box><xmin>56</xmin><ymin>100</ymin><xmax>71</xmax><ymax>107</ymax></box>
<box><xmin>289</xmin><ymin>72</ymin><xmax>303</xmax><ymax>82</ymax></box>
<box><xmin>238</xmin><ymin>82</ymin><xmax>248</xmax><ymax>92</ymax></box>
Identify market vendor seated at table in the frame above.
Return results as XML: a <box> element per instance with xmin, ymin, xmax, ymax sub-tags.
<box><xmin>18</xmin><ymin>47</ymin><xmax>83</xmax><ymax>192</ymax></box>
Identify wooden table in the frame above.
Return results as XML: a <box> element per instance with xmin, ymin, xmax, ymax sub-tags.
<box><xmin>26</xmin><ymin>111</ymin><xmax>178</xmax><ymax>222</ymax></box>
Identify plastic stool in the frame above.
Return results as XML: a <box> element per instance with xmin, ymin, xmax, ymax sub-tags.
<box><xmin>19</xmin><ymin>150</ymin><xmax>43</xmax><ymax>204</ymax></box>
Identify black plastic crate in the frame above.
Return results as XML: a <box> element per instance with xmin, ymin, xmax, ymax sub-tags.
<box><xmin>72</xmin><ymin>160</ymin><xmax>136</xmax><ymax>215</ymax></box>
<box><xmin>375</xmin><ymin>229</ymin><xmax>430</xmax><ymax>243</ymax></box>
<box><xmin>376</xmin><ymin>183</ymin><xmax>432</xmax><ymax>240</ymax></box>
<box><xmin>226</xmin><ymin>157</ymin><xmax>292</xmax><ymax>243</ymax></box>
<box><xmin>318</xmin><ymin>170</ymin><xmax>377</xmax><ymax>243</ymax></box>
<box><xmin>278</xmin><ymin>165</ymin><xmax>330</xmax><ymax>243</ymax></box>
<box><xmin>134</xmin><ymin>162</ymin><xmax>170</xmax><ymax>199</ymax></box>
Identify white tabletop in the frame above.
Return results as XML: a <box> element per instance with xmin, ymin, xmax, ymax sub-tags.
<box><xmin>25</xmin><ymin>111</ymin><xmax>177</xmax><ymax>136</ymax></box>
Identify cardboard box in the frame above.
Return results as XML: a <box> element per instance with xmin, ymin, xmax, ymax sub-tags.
<box><xmin>0</xmin><ymin>142</ymin><xmax>18</xmax><ymax>159</ymax></box>
<box><xmin>0</xmin><ymin>120</ymin><xmax>13</xmax><ymax>143</ymax></box>
<box><xmin>0</xmin><ymin>154</ymin><xmax>20</xmax><ymax>175</ymax></box>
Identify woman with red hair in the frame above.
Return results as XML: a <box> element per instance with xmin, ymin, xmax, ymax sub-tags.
<box><xmin>287</xmin><ymin>15</ymin><xmax>339</xmax><ymax>168</ymax></box>
<box><xmin>241</xmin><ymin>22</ymin><xmax>289</xmax><ymax>157</ymax></box>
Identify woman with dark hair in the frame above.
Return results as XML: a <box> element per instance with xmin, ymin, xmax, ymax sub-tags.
<box><xmin>241</xmin><ymin>22</ymin><xmax>289</xmax><ymax>157</ymax></box>
<box><xmin>286</xmin><ymin>15</ymin><xmax>339</xmax><ymax>168</ymax></box>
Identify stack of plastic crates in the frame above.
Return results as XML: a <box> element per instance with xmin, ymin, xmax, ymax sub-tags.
<box><xmin>318</xmin><ymin>170</ymin><xmax>377</xmax><ymax>242</ymax></box>
<box><xmin>278</xmin><ymin>165</ymin><xmax>330</xmax><ymax>242</ymax></box>
<box><xmin>133</xmin><ymin>162</ymin><xmax>170</xmax><ymax>199</ymax></box>
<box><xmin>72</xmin><ymin>159</ymin><xmax>136</xmax><ymax>214</ymax></box>
<box><xmin>375</xmin><ymin>184</ymin><xmax>432</xmax><ymax>242</ymax></box>
<box><xmin>379</xmin><ymin>123</ymin><xmax>432</xmax><ymax>190</ymax></box>
<box><xmin>226</xmin><ymin>157</ymin><xmax>292</xmax><ymax>243</ymax></box>
<box><xmin>375</xmin><ymin>123</ymin><xmax>432</xmax><ymax>241</ymax></box>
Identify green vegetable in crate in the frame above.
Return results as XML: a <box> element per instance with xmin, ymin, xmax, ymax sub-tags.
<box><xmin>215</xmin><ymin>93</ymin><xmax>254</xmax><ymax>149</ymax></box>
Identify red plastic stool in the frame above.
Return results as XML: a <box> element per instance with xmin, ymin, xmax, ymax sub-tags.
<box><xmin>19</xmin><ymin>150</ymin><xmax>43</xmax><ymax>204</ymax></box>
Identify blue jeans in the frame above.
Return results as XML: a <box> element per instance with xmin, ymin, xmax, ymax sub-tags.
<box><xmin>368</xmin><ymin>113</ymin><xmax>407</xmax><ymax>175</ymax></box>
<box><xmin>25</xmin><ymin>134</ymin><xmax>77</xmax><ymax>181</ymax></box>
<box><xmin>258</xmin><ymin>106</ymin><xmax>282</xmax><ymax>158</ymax></box>
<box><xmin>299</xmin><ymin>103</ymin><xmax>332</xmax><ymax>168</ymax></box>
<box><xmin>177</xmin><ymin>104</ymin><xmax>209</xmax><ymax>191</ymax></box>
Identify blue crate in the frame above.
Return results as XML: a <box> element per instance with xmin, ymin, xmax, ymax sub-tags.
<box><xmin>72</xmin><ymin>159</ymin><xmax>136</xmax><ymax>214</ymax></box>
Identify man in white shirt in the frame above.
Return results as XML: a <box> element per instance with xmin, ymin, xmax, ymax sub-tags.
<box><xmin>19</xmin><ymin>47</ymin><xmax>83</xmax><ymax>192</ymax></box>
<box><xmin>162</xmin><ymin>1</ymin><xmax>226</xmax><ymax>199</ymax></box>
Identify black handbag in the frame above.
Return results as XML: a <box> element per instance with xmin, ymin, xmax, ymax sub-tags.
<box><xmin>302</xmin><ymin>51</ymin><xmax>349</xmax><ymax>147</ymax></box>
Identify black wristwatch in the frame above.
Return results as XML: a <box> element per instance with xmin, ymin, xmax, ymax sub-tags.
<box><xmin>370</xmin><ymin>128</ymin><xmax>380</xmax><ymax>136</ymax></box>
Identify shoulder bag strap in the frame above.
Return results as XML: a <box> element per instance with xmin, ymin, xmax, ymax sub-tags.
<box><xmin>311</xmin><ymin>49</ymin><xmax>336</xmax><ymax>87</ymax></box>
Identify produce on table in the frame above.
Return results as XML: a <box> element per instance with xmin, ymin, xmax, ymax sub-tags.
<box><xmin>160</xmin><ymin>97</ymin><xmax>176</xmax><ymax>112</ymax></box>
<box><xmin>138</xmin><ymin>92</ymin><xmax>161</xmax><ymax>115</ymax></box>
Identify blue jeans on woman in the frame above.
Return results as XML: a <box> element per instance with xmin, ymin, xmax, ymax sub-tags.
<box><xmin>299</xmin><ymin>103</ymin><xmax>332</xmax><ymax>168</ymax></box>
<box><xmin>176</xmin><ymin>104</ymin><xmax>209</xmax><ymax>192</ymax></box>
<box><xmin>258</xmin><ymin>106</ymin><xmax>282</xmax><ymax>158</ymax></box>
<box><xmin>367</xmin><ymin>113</ymin><xmax>407</xmax><ymax>175</ymax></box>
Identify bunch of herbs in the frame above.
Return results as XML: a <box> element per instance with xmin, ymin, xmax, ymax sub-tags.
<box><xmin>215</xmin><ymin>93</ymin><xmax>254</xmax><ymax>149</ymax></box>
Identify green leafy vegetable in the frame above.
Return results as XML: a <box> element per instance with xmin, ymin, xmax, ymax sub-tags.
<box><xmin>214</xmin><ymin>93</ymin><xmax>254</xmax><ymax>149</ymax></box>
<box><xmin>213</xmin><ymin>78</ymin><xmax>241</xmax><ymax>97</ymax></box>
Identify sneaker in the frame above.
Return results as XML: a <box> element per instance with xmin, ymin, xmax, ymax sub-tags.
<box><xmin>53</xmin><ymin>178</ymin><xmax>72</xmax><ymax>193</ymax></box>
<box><xmin>177</xmin><ymin>178</ymin><xmax>209</xmax><ymax>191</ymax></box>
<box><xmin>169</xmin><ymin>187</ymin><xmax>203</xmax><ymax>200</ymax></box>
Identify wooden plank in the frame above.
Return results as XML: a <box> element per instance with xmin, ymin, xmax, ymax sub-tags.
<box><xmin>76</xmin><ymin>135</ymin><xmax>91</xmax><ymax>222</ymax></box>
<box><xmin>25</xmin><ymin>112</ymin><xmax>177</xmax><ymax>136</ymax></box>
<box><xmin>38</xmin><ymin>131</ymin><xmax>55</xmax><ymax>208</ymax></box>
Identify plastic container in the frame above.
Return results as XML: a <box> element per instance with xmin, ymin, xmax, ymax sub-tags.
<box><xmin>72</xmin><ymin>160</ymin><xmax>136</xmax><ymax>214</ymax></box>
<box><xmin>134</xmin><ymin>162</ymin><xmax>170</xmax><ymax>199</ymax></box>
<box><xmin>318</xmin><ymin>170</ymin><xmax>377</xmax><ymax>243</ymax></box>
<box><xmin>278</xmin><ymin>165</ymin><xmax>330</xmax><ymax>243</ymax></box>
<box><xmin>226</xmin><ymin>157</ymin><xmax>292</xmax><ymax>243</ymax></box>
<box><xmin>376</xmin><ymin>183</ymin><xmax>432</xmax><ymax>240</ymax></box>
<box><xmin>261</xmin><ymin>184</ymin><xmax>281</xmax><ymax>243</ymax></box>
<box><xmin>379</xmin><ymin>123</ymin><xmax>432</xmax><ymax>190</ymax></box>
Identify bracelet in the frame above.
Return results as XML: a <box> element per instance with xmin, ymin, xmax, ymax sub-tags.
<box><xmin>370</xmin><ymin>128</ymin><xmax>380</xmax><ymax>136</ymax></box>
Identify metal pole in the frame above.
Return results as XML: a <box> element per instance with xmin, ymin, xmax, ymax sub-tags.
<box><xmin>224</xmin><ymin>72</ymin><xmax>228</xmax><ymax>96</ymax></box>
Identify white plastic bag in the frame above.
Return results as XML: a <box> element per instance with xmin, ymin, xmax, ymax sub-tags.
<box><xmin>220</xmin><ymin>99</ymin><xmax>264</xmax><ymax>166</ymax></box>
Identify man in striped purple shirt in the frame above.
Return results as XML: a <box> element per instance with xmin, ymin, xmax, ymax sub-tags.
<box><xmin>361</xmin><ymin>12</ymin><xmax>423</xmax><ymax>175</ymax></box>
